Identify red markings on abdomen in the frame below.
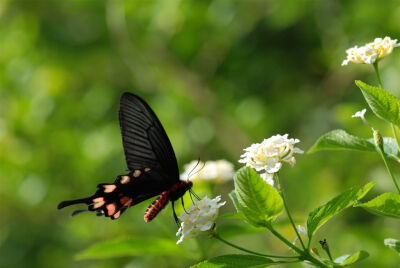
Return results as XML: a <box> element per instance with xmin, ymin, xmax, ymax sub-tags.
<box><xmin>144</xmin><ymin>191</ymin><xmax>169</xmax><ymax>222</ymax></box>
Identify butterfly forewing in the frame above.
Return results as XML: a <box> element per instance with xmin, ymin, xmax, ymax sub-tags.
<box><xmin>119</xmin><ymin>93</ymin><xmax>179</xmax><ymax>184</ymax></box>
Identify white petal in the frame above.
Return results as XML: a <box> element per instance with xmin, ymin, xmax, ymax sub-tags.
<box><xmin>352</xmin><ymin>108</ymin><xmax>367</xmax><ymax>118</ymax></box>
<box><xmin>261</xmin><ymin>173</ymin><xmax>274</xmax><ymax>186</ymax></box>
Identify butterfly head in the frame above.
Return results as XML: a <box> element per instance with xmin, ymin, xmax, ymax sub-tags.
<box><xmin>168</xmin><ymin>180</ymin><xmax>193</xmax><ymax>201</ymax></box>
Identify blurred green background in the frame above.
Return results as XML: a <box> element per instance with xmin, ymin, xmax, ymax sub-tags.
<box><xmin>1</xmin><ymin>0</ymin><xmax>400</xmax><ymax>267</ymax></box>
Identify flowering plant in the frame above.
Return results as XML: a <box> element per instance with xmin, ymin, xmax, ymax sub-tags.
<box><xmin>239</xmin><ymin>134</ymin><xmax>303</xmax><ymax>185</ymax></box>
<box><xmin>185</xmin><ymin>36</ymin><xmax>400</xmax><ymax>267</ymax></box>
<box><xmin>176</xmin><ymin>196</ymin><xmax>225</xmax><ymax>244</ymax></box>
<box><xmin>309</xmin><ymin>36</ymin><xmax>400</xmax><ymax>258</ymax></box>
<box><xmin>342</xmin><ymin>37</ymin><xmax>399</xmax><ymax>66</ymax></box>
<box><xmin>167</xmin><ymin>130</ymin><xmax>372</xmax><ymax>267</ymax></box>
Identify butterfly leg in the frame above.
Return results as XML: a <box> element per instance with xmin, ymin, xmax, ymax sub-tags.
<box><xmin>181</xmin><ymin>197</ymin><xmax>188</xmax><ymax>214</ymax></box>
<box><xmin>190</xmin><ymin>189</ymin><xmax>201</xmax><ymax>201</ymax></box>
<box><xmin>171</xmin><ymin>201</ymin><xmax>180</xmax><ymax>226</ymax></box>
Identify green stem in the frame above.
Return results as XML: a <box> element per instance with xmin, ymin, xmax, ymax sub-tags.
<box><xmin>275</xmin><ymin>173</ymin><xmax>306</xmax><ymax>250</ymax></box>
<box><xmin>378</xmin><ymin>147</ymin><xmax>400</xmax><ymax>193</ymax></box>
<box><xmin>307</xmin><ymin>237</ymin><xmax>312</xmax><ymax>251</ymax></box>
<box><xmin>266</xmin><ymin>224</ymin><xmax>303</xmax><ymax>255</ymax></box>
<box><xmin>373</xmin><ymin>61</ymin><xmax>383</xmax><ymax>88</ymax></box>
<box><xmin>196</xmin><ymin>237</ymin><xmax>207</xmax><ymax>260</ymax></box>
<box><xmin>213</xmin><ymin>233</ymin><xmax>299</xmax><ymax>259</ymax></box>
<box><xmin>325</xmin><ymin>248</ymin><xmax>333</xmax><ymax>262</ymax></box>
<box><xmin>266</xmin><ymin>225</ymin><xmax>329</xmax><ymax>268</ymax></box>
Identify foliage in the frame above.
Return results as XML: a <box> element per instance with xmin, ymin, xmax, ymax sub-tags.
<box><xmin>334</xmin><ymin>251</ymin><xmax>369</xmax><ymax>267</ymax></box>
<box><xmin>306</xmin><ymin>182</ymin><xmax>375</xmax><ymax>238</ymax></box>
<box><xmin>233</xmin><ymin>167</ymin><xmax>283</xmax><ymax>226</ymax></box>
<box><xmin>355</xmin><ymin>192</ymin><xmax>400</xmax><ymax>218</ymax></box>
<box><xmin>384</xmin><ymin>238</ymin><xmax>400</xmax><ymax>255</ymax></box>
<box><xmin>191</xmin><ymin>254</ymin><xmax>284</xmax><ymax>268</ymax></box>
<box><xmin>355</xmin><ymin>81</ymin><xmax>400</xmax><ymax>126</ymax></box>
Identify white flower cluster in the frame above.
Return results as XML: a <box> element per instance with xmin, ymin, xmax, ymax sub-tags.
<box><xmin>342</xmin><ymin>37</ymin><xmax>400</xmax><ymax>66</ymax></box>
<box><xmin>180</xmin><ymin>160</ymin><xmax>234</xmax><ymax>182</ymax></box>
<box><xmin>239</xmin><ymin>134</ymin><xmax>303</xmax><ymax>185</ymax></box>
<box><xmin>176</xmin><ymin>196</ymin><xmax>225</xmax><ymax>244</ymax></box>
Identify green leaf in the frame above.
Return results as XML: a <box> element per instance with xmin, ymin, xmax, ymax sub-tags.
<box><xmin>234</xmin><ymin>167</ymin><xmax>283</xmax><ymax>227</ymax></box>
<box><xmin>229</xmin><ymin>191</ymin><xmax>244</xmax><ymax>215</ymax></box>
<box><xmin>334</xmin><ymin>250</ymin><xmax>369</xmax><ymax>266</ymax></box>
<box><xmin>355</xmin><ymin>192</ymin><xmax>400</xmax><ymax>218</ymax></box>
<box><xmin>191</xmin><ymin>254</ymin><xmax>286</xmax><ymax>268</ymax></box>
<box><xmin>226</xmin><ymin>192</ymin><xmax>246</xmax><ymax>221</ymax></box>
<box><xmin>307</xmin><ymin>182</ymin><xmax>375</xmax><ymax>238</ymax></box>
<box><xmin>308</xmin><ymin>129</ymin><xmax>399</xmax><ymax>159</ymax></box>
<box><xmin>384</xmin><ymin>238</ymin><xmax>400</xmax><ymax>254</ymax></box>
<box><xmin>302</xmin><ymin>261</ymin><xmax>318</xmax><ymax>267</ymax></box>
<box><xmin>374</xmin><ymin>137</ymin><xmax>399</xmax><ymax>159</ymax></box>
<box><xmin>355</xmin><ymin>80</ymin><xmax>400</xmax><ymax>125</ymax></box>
<box><xmin>76</xmin><ymin>237</ymin><xmax>190</xmax><ymax>260</ymax></box>
<box><xmin>308</xmin><ymin>129</ymin><xmax>376</xmax><ymax>153</ymax></box>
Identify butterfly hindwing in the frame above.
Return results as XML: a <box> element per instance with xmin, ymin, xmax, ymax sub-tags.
<box><xmin>58</xmin><ymin>168</ymin><xmax>170</xmax><ymax>219</ymax></box>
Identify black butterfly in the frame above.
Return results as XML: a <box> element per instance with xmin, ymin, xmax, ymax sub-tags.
<box><xmin>58</xmin><ymin>93</ymin><xmax>195</xmax><ymax>222</ymax></box>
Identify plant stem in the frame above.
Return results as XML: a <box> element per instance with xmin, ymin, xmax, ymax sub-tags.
<box><xmin>373</xmin><ymin>61</ymin><xmax>383</xmax><ymax>88</ymax></box>
<box><xmin>378</xmin><ymin>147</ymin><xmax>400</xmax><ymax>193</ymax></box>
<box><xmin>307</xmin><ymin>237</ymin><xmax>312</xmax><ymax>250</ymax></box>
<box><xmin>275</xmin><ymin>173</ymin><xmax>306</xmax><ymax>250</ymax></box>
<box><xmin>266</xmin><ymin>224</ymin><xmax>329</xmax><ymax>268</ymax></box>
<box><xmin>212</xmin><ymin>233</ymin><xmax>299</xmax><ymax>259</ymax></box>
<box><xmin>266</xmin><ymin>224</ymin><xmax>303</xmax><ymax>255</ymax></box>
<box><xmin>372</xmin><ymin>62</ymin><xmax>400</xmax><ymax>192</ymax></box>
<box><xmin>196</xmin><ymin>237</ymin><xmax>207</xmax><ymax>260</ymax></box>
<box><xmin>325</xmin><ymin>248</ymin><xmax>334</xmax><ymax>262</ymax></box>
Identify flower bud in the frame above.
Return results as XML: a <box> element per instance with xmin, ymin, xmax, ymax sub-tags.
<box><xmin>311</xmin><ymin>247</ymin><xmax>320</xmax><ymax>256</ymax></box>
<box><xmin>373</xmin><ymin>129</ymin><xmax>383</xmax><ymax>150</ymax></box>
<box><xmin>319</xmin><ymin>239</ymin><xmax>328</xmax><ymax>249</ymax></box>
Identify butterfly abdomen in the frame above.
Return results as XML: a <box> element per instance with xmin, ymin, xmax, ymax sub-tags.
<box><xmin>144</xmin><ymin>191</ymin><xmax>169</xmax><ymax>222</ymax></box>
<box><xmin>143</xmin><ymin>181</ymin><xmax>193</xmax><ymax>222</ymax></box>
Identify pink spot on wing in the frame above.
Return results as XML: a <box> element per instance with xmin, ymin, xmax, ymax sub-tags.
<box><xmin>120</xmin><ymin>176</ymin><xmax>130</xmax><ymax>184</ymax></box>
<box><xmin>92</xmin><ymin>197</ymin><xmax>105</xmax><ymax>209</ymax></box>
<box><xmin>113</xmin><ymin>210</ymin><xmax>121</xmax><ymax>219</ymax></box>
<box><xmin>133</xmin><ymin>170</ymin><xmax>141</xmax><ymax>177</ymax></box>
<box><xmin>103</xmin><ymin>184</ymin><xmax>117</xmax><ymax>193</ymax></box>
<box><xmin>106</xmin><ymin>203</ymin><xmax>117</xmax><ymax>216</ymax></box>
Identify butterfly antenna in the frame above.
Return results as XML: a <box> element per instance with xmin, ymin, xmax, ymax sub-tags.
<box><xmin>186</xmin><ymin>158</ymin><xmax>202</xmax><ymax>181</ymax></box>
